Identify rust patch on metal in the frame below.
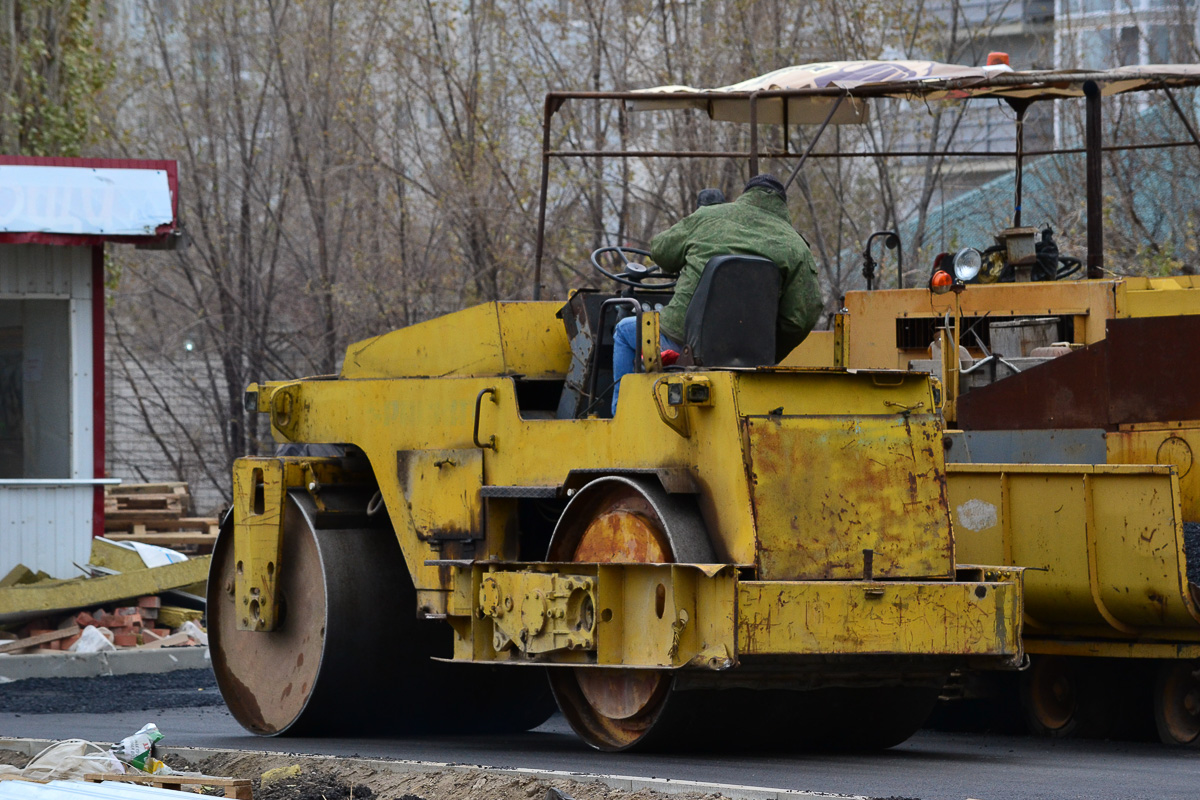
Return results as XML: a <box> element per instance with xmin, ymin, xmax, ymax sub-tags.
<box><xmin>960</xmin><ymin>316</ymin><xmax>1200</xmax><ymax>430</ymax></box>
<box><xmin>576</xmin><ymin>667</ymin><xmax>662</xmax><ymax>719</ymax></box>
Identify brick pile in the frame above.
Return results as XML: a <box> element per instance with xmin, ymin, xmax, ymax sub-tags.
<box><xmin>0</xmin><ymin>597</ymin><xmax>205</xmax><ymax>654</ymax></box>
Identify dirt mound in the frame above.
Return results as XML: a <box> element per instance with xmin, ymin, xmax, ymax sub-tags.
<box><xmin>255</xmin><ymin>770</ymin><xmax>376</xmax><ymax>800</ymax></box>
<box><xmin>173</xmin><ymin>751</ymin><xmax>731</xmax><ymax>800</ymax></box>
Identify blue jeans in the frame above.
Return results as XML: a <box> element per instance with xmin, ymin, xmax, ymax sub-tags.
<box><xmin>611</xmin><ymin>315</ymin><xmax>677</xmax><ymax>415</ymax></box>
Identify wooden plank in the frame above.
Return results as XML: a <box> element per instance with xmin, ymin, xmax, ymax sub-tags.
<box><xmin>158</xmin><ymin>606</ymin><xmax>204</xmax><ymax>628</ymax></box>
<box><xmin>136</xmin><ymin>631</ymin><xmax>193</xmax><ymax>649</ymax></box>
<box><xmin>106</xmin><ymin>482</ymin><xmax>189</xmax><ymax>494</ymax></box>
<box><xmin>84</xmin><ymin>773</ymin><xmax>252</xmax><ymax>798</ymax></box>
<box><xmin>105</xmin><ymin>534</ymin><xmax>217</xmax><ymax>546</ymax></box>
<box><xmin>104</xmin><ymin>511</ymin><xmax>186</xmax><ymax>526</ymax></box>
<box><xmin>0</xmin><ymin>625</ymin><xmax>79</xmax><ymax>654</ymax></box>
<box><xmin>107</xmin><ymin>495</ymin><xmax>185</xmax><ymax>509</ymax></box>
<box><xmin>133</xmin><ymin>517</ymin><xmax>219</xmax><ymax>532</ymax></box>
<box><xmin>0</xmin><ymin>558</ymin><xmax>210</xmax><ymax>619</ymax></box>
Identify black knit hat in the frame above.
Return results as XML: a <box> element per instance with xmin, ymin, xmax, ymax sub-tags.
<box><xmin>697</xmin><ymin>188</ymin><xmax>726</xmax><ymax>207</ymax></box>
<box><xmin>744</xmin><ymin>173</ymin><xmax>786</xmax><ymax>199</ymax></box>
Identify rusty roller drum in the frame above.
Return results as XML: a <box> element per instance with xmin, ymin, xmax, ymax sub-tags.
<box><xmin>209</xmin><ymin>490</ymin><xmax>554</xmax><ymax>736</ymax></box>
<box><xmin>545</xmin><ymin>475</ymin><xmax>942</xmax><ymax>752</ymax></box>
<box><xmin>545</xmin><ymin>475</ymin><xmax>713</xmax><ymax>750</ymax></box>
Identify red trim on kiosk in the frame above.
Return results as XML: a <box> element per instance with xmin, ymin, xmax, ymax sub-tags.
<box><xmin>0</xmin><ymin>156</ymin><xmax>179</xmax><ymax>247</ymax></box>
<box><xmin>92</xmin><ymin>246</ymin><xmax>106</xmax><ymax>538</ymax></box>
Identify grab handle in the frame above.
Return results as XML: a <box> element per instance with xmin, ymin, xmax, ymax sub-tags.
<box><xmin>474</xmin><ymin>388</ymin><xmax>498</xmax><ymax>450</ymax></box>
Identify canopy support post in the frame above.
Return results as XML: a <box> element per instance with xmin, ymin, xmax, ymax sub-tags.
<box><xmin>1084</xmin><ymin>81</ymin><xmax>1104</xmax><ymax>279</ymax></box>
<box><xmin>749</xmin><ymin>92</ymin><xmax>759</xmax><ymax>177</ymax></box>
<box><xmin>533</xmin><ymin>95</ymin><xmax>562</xmax><ymax>300</ymax></box>
<box><xmin>784</xmin><ymin>93</ymin><xmax>845</xmax><ymax>191</ymax></box>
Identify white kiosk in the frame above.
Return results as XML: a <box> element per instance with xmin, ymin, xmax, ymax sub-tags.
<box><xmin>0</xmin><ymin>156</ymin><xmax>179</xmax><ymax>578</ymax></box>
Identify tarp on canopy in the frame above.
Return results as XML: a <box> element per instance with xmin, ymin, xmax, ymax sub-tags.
<box><xmin>625</xmin><ymin>60</ymin><xmax>1200</xmax><ymax>125</ymax></box>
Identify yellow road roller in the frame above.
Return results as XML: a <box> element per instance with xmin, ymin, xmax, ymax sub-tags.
<box><xmin>209</xmin><ymin>289</ymin><xmax>1023</xmax><ymax>750</ymax></box>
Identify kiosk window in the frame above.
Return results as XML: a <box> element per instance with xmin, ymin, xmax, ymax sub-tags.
<box><xmin>0</xmin><ymin>300</ymin><xmax>71</xmax><ymax>479</ymax></box>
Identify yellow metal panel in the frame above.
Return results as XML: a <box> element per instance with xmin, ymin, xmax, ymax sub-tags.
<box><xmin>736</xmin><ymin>580</ymin><xmax>1021</xmax><ymax>658</ymax></box>
<box><xmin>844</xmin><ymin>281</ymin><xmax>1119</xmax><ymax>369</ymax></box>
<box><xmin>397</xmin><ymin>449</ymin><xmax>483</xmax><ymax>540</ymax></box>
<box><xmin>778</xmin><ymin>330</ymin><xmax>834</xmax><ymax>367</ymax></box>
<box><xmin>947</xmin><ymin>464</ymin><xmax>1200</xmax><ymax>635</ymax></box>
<box><xmin>452</xmin><ymin>562</ymin><xmax>737</xmax><ymax>668</ymax></box>
<box><xmin>496</xmin><ymin>302</ymin><xmax>573</xmax><ymax>378</ymax></box>
<box><xmin>232</xmin><ymin>458</ymin><xmax>286</xmax><ymax>631</ymax></box>
<box><xmin>734</xmin><ymin>370</ymin><xmax>934</xmax><ymax>417</ymax></box>
<box><xmin>746</xmin><ymin>413</ymin><xmax>953</xmax><ymax>580</ymax></box>
<box><xmin>1121</xmin><ymin>276</ymin><xmax>1200</xmax><ymax>319</ymax></box>
<box><xmin>341</xmin><ymin>302</ymin><xmax>570</xmax><ymax>380</ymax></box>
<box><xmin>1108</xmin><ymin>426</ymin><xmax>1200</xmax><ymax>521</ymax></box>
<box><xmin>596</xmin><ymin>564</ymin><xmax>736</xmax><ymax>668</ymax></box>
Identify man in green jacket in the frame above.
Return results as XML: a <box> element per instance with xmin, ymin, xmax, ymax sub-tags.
<box><xmin>610</xmin><ymin>174</ymin><xmax>824</xmax><ymax>414</ymax></box>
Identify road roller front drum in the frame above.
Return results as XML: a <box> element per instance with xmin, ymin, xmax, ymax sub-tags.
<box><xmin>209</xmin><ymin>490</ymin><xmax>553</xmax><ymax>736</ymax></box>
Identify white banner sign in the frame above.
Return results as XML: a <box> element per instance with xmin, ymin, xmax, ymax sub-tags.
<box><xmin>0</xmin><ymin>165</ymin><xmax>173</xmax><ymax>236</ymax></box>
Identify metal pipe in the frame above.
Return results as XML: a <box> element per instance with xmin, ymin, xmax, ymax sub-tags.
<box><xmin>1013</xmin><ymin>103</ymin><xmax>1027</xmax><ymax>227</ymax></box>
<box><xmin>784</xmin><ymin>94</ymin><xmax>845</xmax><ymax>190</ymax></box>
<box><xmin>1084</xmin><ymin>80</ymin><xmax>1104</xmax><ymax>279</ymax></box>
<box><xmin>533</xmin><ymin>96</ymin><xmax>556</xmax><ymax>300</ymax></box>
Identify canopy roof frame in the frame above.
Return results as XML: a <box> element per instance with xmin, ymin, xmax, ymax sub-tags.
<box><xmin>532</xmin><ymin>65</ymin><xmax>1200</xmax><ymax>298</ymax></box>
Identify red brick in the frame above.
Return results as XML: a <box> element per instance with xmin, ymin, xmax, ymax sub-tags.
<box><xmin>136</xmin><ymin>596</ymin><xmax>162</xmax><ymax>609</ymax></box>
<box><xmin>107</xmin><ymin>612</ymin><xmax>142</xmax><ymax>629</ymax></box>
<box><xmin>150</xmin><ymin>628</ymin><xmax>171</xmax><ymax>639</ymax></box>
<box><xmin>61</xmin><ymin>633</ymin><xmax>82</xmax><ymax>650</ymax></box>
<box><xmin>75</xmin><ymin>612</ymin><xmax>97</xmax><ymax>628</ymax></box>
<box><xmin>112</xmin><ymin>632</ymin><xmax>139</xmax><ymax>648</ymax></box>
<box><xmin>114</xmin><ymin>606</ymin><xmax>140</xmax><ymax>617</ymax></box>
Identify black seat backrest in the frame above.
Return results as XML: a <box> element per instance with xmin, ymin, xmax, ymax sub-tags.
<box><xmin>683</xmin><ymin>255</ymin><xmax>781</xmax><ymax>367</ymax></box>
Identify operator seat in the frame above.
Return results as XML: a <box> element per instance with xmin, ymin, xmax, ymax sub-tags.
<box><xmin>681</xmin><ymin>254</ymin><xmax>781</xmax><ymax>367</ymax></box>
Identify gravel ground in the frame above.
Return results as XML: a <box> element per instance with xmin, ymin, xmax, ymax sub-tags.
<box><xmin>0</xmin><ymin>668</ymin><xmax>222</xmax><ymax>715</ymax></box>
<box><xmin>1184</xmin><ymin>522</ymin><xmax>1200</xmax><ymax>585</ymax></box>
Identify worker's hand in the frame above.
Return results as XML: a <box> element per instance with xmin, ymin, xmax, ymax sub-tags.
<box><xmin>661</xmin><ymin>349</ymin><xmax>679</xmax><ymax>366</ymax></box>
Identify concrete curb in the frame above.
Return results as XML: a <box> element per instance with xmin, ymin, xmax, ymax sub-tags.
<box><xmin>0</xmin><ymin>646</ymin><xmax>211</xmax><ymax>682</ymax></box>
<box><xmin>0</xmin><ymin>739</ymin><xmax>866</xmax><ymax>800</ymax></box>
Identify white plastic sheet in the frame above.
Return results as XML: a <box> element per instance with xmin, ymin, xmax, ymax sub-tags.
<box><xmin>0</xmin><ymin>166</ymin><xmax>173</xmax><ymax>236</ymax></box>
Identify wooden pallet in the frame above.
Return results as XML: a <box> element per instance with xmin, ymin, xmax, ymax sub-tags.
<box><xmin>84</xmin><ymin>773</ymin><xmax>252</xmax><ymax>798</ymax></box>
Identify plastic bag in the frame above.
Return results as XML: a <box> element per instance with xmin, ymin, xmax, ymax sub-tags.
<box><xmin>112</xmin><ymin>723</ymin><xmax>163</xmax><ymax>771</ymax></box>
<box><xmin>69</xmin><ymin>625</ymin><xmax>116</xmax><ymax>653</ymax></box>
<box><xmin>179</xmin><ymin>620</ymin><xmax>208</xmax><ymax>646</ymax></box>
<box><xmin>142</xmin><ymin>756</ymin><xmax>176</xmax><ymax>775</ymax></box>
<box><xmin>0</xmin><ymin>739</ymin><xmax>125</xmax><ymax>781</ymax></box>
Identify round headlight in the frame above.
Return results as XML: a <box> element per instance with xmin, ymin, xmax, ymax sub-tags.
<box><xmin>953</xmin><ymin>247</ymin><xmax>982</xmax><ymax>282</ymax></box>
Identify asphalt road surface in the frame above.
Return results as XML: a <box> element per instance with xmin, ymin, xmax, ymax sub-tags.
<box><xmin>3</xmin><ymin>700</ymin><xmax>1199</xmax><ymax>800</ymax></box>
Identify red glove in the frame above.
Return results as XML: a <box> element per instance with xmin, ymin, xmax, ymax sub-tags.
<box><xmin>661</xmin><ymin>349</ymin><xmax>679</xmax><ymax>366</ymax></box>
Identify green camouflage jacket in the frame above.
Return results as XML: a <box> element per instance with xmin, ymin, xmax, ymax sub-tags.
<box><xmin>649</xmin><ymin>187</ymin><xmax>823</xmax><ymax>360</ymax></box>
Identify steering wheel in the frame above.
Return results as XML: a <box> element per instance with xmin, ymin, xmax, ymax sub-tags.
<box><xmin>590</xmin><ymin>246</ymin><xmax>676</xmax><ymax>289</ymax></box>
